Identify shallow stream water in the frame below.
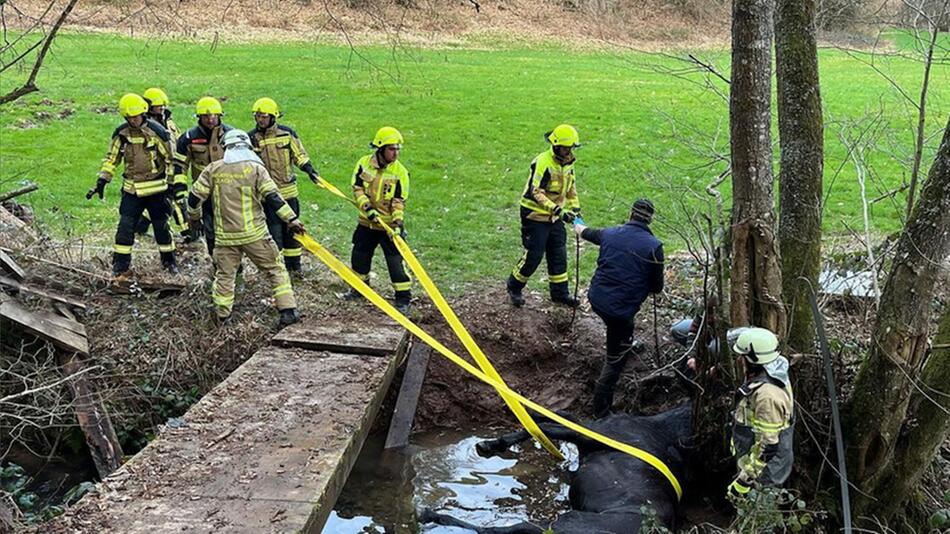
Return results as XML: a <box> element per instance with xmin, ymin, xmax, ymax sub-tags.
<box><xmin>324</xmin><ymin>428</ymin><xmax>579</xmax><ymax>533</ymax></box>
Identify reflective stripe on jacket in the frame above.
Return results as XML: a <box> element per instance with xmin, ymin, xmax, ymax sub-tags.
<box><xmin>731</xmin><ymin>375</ymin><xmax>795</xmax><ymax>486</ymax></box>
<box><xmin>352</xmin><ymin>154</ymin><xmax>408</xmax><ymax>230</ymax></box>
<box><xmin>173</xmin><ymin>124</ymin><xmax>232</xmax><ymax>189</ymax></box>
<box><xmin>520</xmin><ymin>148</ymin><xmax>580</xmax><ymax>222</ymax></box>
<box><xmin>98</xmin><ymin>119</ymin><xmax>173</xmax><ymax>198</ymax></box>
<box><xmin>189</xmin><ymin>159</ymin><xmax>295</xmax><ymax>247</ymax></box>
<box><xmin>249</xmin><ymin>124</ymin><xmax>312</xmax><ymax>200</ymax></box>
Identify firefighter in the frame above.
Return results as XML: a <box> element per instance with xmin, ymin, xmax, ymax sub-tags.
<box><xmin>248</xmin><ymin>97</ymin><xmax>320</xmax><ymax>275</ymax></box>
<box><xmin>727</xmin><ymin>327</ymin><xmax>795</xmax><ymax>499</ymax></box>
<box><xmin>186</xmin><ymin>129</ymin><xmax>303</xmax><ymax>326</ymax></box>
<box><xmin>173</xmin><ymin>96</ymin><xmax>233</xmax><ymax>255</ymax></box>
<box><xmin>573</xmin><ymin>199</ymin><xmax>664</xmax><ymax>418</ymax></box>
<box><xmin>506</xmin><ymin>124</ymin><xmax>582</xmax><ymax>308</ymax></box>
<box><xmin>345</xmin><ymin>126</ymin><xmax>412</xmax><ymax>313</ymax></box>
<box><xmin>137</xmin><ymin>87</ymin><xmax>186</xmax><ymax>237</ymax></box>
<box><xmin>143</xmin><ymin>87</ymin><xmax>180</xmax><ymax>140</ymax></box>
<box><xmin>88</xmin><ymin>93</ymin><xmax>178</xmax><ymax>275</ymax></box>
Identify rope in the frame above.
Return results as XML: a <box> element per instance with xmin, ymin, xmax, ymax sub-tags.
<box><xmin>568</xmin><ymin>230</ymin><xmax>581</xmax><ymax>330</ymax></box>
<box><xmin>807</xmin><ymin>282</ymin><xmax>853</xmax><ymax>533</ymax></box>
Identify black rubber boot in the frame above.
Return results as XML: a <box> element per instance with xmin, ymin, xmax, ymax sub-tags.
<box><xmin>112</xmin><ymin>253</ymin><xmax>132</xmax><ymax>277</ymax></box>
<box><xmin>551</xmin><ymin>294</ymin><xmax>580</xmax><ymax>308</ymax></box>
<box><xmin>161</xmin><ymin>252</ymin><xmax>179</xmax><ymax>275</ymax></box>
<box><xmin>506</xmin><ymin>275</ymin><xmax>525</xmax><ymax>308</ymax></box>
<box><xmin>278</xmin><ymin>308</ymin><xmax>300</xmax><ymax>327</ymax></box>
<box><xmin>394</xmin><ymin>291</ymin><xmax>411</xmax><ymax>314</ymax></box>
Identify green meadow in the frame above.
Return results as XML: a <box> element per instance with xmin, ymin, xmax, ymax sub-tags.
<box><xmin>1</xmin><ymin>31</ymin><xmax>948</xmax><ymax>288</ymax></box>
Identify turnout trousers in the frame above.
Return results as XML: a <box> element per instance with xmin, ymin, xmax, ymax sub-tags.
<box><xmin>265</xmin><ymin>197</ymin><xmax>303</xmax><ymax>271</ymax></box>
<box><xmin>211</xmin><ymin>237</ymin><xmax>296</xmax><ymax>318</ymax></box>
<box><xmin>507</xmin><ymin>212</ymin><xmax>570</xmax><ymax>299</ymax></box>
<box><xmin>591</xmin><ymin>304</ymin><xmax>639</xmax><ymax>418</ymax></box>
<box><xmin>350</xmin><ymin>224</ymin><xmax>411</xmax><ymax>303</ymax></box>
<box><xmin>113</xmin><ymin>191</ymin><xmax>176</xmax><ymax>274</ymax></box>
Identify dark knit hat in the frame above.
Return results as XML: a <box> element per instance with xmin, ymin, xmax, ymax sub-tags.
<box><xmin>631</xmin><ymin>198</ymin><xmax>655</xmax><ymax>224</ymax></box>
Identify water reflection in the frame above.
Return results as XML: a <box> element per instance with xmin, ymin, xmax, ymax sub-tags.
<box><xmin>325</xmin><ymin>428</ymin><xmax>575</xmax><ymax>533</ymax></box>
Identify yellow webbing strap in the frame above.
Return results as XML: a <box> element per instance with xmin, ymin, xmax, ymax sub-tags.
<box><xmin>314</xmin><ymin>176</ymin><xmax>563</xmax><ymax>459</ymax></box>
<box><xmin>387</xmin><ymin>230</ymin><xmax>564</xmax><ymax>459</ymax></box>
<box><xmin>294</xmin><ymin>233</ymin><xmax>683</xmax><ymax>500</ymax></box>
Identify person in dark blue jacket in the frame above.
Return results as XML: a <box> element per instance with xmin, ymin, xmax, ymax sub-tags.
<box><xmin>574</xmin><ymin>198</ymin><xmax>664</xmax><ymax>418</ymax></box>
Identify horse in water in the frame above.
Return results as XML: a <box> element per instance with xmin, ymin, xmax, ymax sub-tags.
<box><xmin>420</xmin><ymin>403</ymin><xmax>693</xmax><ymax>533</ymax></box>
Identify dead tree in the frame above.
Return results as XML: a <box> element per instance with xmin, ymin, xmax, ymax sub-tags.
<box><xmin>775</xmin><ymin>0</ymin><xmax>823</xmax><ymax>352</ymax></box>
<box><xmin>0</xmin><ymin>0</ymin><xmax>80</xmax><ymax>105</ymax></box>
<box><xmin>729</xmin><ymin>0</ymin><xmax>786</xmax><ymax>336</ymax></box>
<box><xmin>844</xmin><ymin>114</ymin><xmax>950</xmax><ymax>524</ymax></box>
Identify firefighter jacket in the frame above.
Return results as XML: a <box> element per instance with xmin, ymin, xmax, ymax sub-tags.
<box><xmin>98</xmin><ymin>119</ymin><xmax>174</xmax><ymax>198</ymax></box>
<box><xmin>352</xmin><ymin>153</ymin><xmax>408</xmax><ymax>230</ymax></box>
<box><xmin>520</xmin><ymin>148</ymin><xmax>580</xmax><ymax>223</ymax></box>
<box><xmin>172</xmin><ymin>123</ymin><xmax>233</xmax><ymax>193</ymax></box>
<box><xmin>731</xmin><ymin>372</ymin><xmax>795</xmax><ymax>487</ymax></box>
<box><xmin>187</xmin><ymin>160</ymin><xmax>296</xmax><ymax>248</ymax></box>
<box><xmin>248</xmin><ymin>124</ymin><xmax>316</xmax><ymax>200</ymax></box>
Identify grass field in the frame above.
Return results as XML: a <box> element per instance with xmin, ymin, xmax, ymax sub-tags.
<box><xmin>1</xmin><ymin>31</ymin><xmax>949</xmax><ymax>289</ymax></box>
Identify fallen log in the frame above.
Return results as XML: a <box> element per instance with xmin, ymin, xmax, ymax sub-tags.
<box><xmin>0</xmin><ymin>182</ymin><xmax>38</xmax><ymax>203</ymax></box>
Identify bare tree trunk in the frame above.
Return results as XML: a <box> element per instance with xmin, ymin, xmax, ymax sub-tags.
<box><xmin>776</xmin><ymin>0</ymin><xmax>823</xmax><ymax>352</ymax></box>
<box><xmin>729</xmin><ymin>0</ymin><xmax>786</xmax><ymax>336</ymax></box>
<box><xmin>863</xmin><ymin>304</ymin><xmax>950</xmax><ymax>523</ymax></box>
<box><xmin>0</xmin><ymin>0</ymin><xmax>79</xmax><ymax>106</ymax></box>
<box><xmin>844</xmin><ymin>115</ymin><xmax>950</xmax><ymax>523</ymax></box>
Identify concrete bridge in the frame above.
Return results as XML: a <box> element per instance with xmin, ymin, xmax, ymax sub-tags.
<box><xmin>47</xmin><ymin>320</ymin><xmax>409</xmax><ymax>533</ymax></box>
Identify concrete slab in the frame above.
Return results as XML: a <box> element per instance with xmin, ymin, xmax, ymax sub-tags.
<box><xmin>47</xmin><ymin>342</ymin><xmax>406</xmax><ymax>533</ymax></box>
<box><xmin>272</xmin><ymin>320</ymin><xmax>405</xmax><ymax>356</ymax></box>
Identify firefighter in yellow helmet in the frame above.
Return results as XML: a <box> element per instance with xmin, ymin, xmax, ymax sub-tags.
<box><xmin>172</xmin><ymin>96</ymin><xmax>233</xmax><ymax>254</ymax></box>
<box><xmin>142</xmin><ymin>88</ymin><xmax>181</xmax><ymax>140</ymax></box>
<box><xmin>506</xmin><ymin>124</ymin><xmax>582</xmax><ymax>308</ymax></box>
<box><xmin>248</xmin><ymin>97</ymin><xmax>321</xmax><ymax>275</ymax></box>
<box><xmin>186</xmin><ymin>129</ymin><xmax>303</xmax><ymax>327</ymax></box>
<box><xmin>137</xmin><ymin>87</ymin><xmax>186</xmax><ymax>238</ymax></box>
<box><xmin>727</xmin><ymin>327</ymin><xmax>795</xmax><ymax>500</ymax></box>
<box><xmin>88</xmin><ymin>93</ymin><xmax>178</xmax><ymax>275</ymax></box>
<box><xmin>345</xmin><ymin>126</ymin><xmax>412</xmax><ymax>312</ymax></box>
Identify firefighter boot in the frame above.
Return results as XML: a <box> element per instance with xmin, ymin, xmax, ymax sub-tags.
<box><xmin>161</xmin><ymin>252</ymin><xmax>180</xmax><ymax>275</ymax></box>
<box><xmin>278</xmin><ymin>308</ymin><xmax>300</xmax><ymax>327</ymax></box>
<box><xmin>394</xmin><ymin>291</ymin><xmax>411</xmax><ymax>314</ymax></box>
<box><xmin>506</xmin><ymin>275</ymin><xmax>525</xmax><ymax>308</ymax></box>
<box><xmin>550</xmin><ymin>282</ymin><xmax>580</xmax><ymax>308</ymax></box>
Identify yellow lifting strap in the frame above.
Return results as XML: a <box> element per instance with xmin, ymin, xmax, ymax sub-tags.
<box><xmin>312</xmin><ymin>176</ymin><xmax>563</xmax><ymax>459</ymax></box>
<box><xmin>294</xmin><ymin>233</ymin><xmax>683</xmax><ymax>500</ymax></box>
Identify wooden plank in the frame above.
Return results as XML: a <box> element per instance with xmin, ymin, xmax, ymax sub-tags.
<box><xmin>0</xmin><ymin>298</ymin><xmax>88</xmax><ymax>355</ymax></box>
<box><xmin>58</xmin><ymin>352</ymin><xmax>123</xmax><ymax>478</ymax></box>
<box><xmin>272</xmin><ymin>321</ymin><xmax>405</xmax><ymax>356</ymax></box>
<box><xmin>0</xmin><ymin>249</ymin><xmax>25</xmax><ymax>281</ymax></box>
<box><xmin>48</xmin><ymin>347</ymin><xmax>405</xmax><ymax>534</ymax></box>
<box><xmin>0</xmin><ymin>275</ymin><xmax>87</xmax><ymax>310</ymax></box>
<box><xmin>384</xmin><ymin>340</ymin><xmax>431</xmax><ymax>449</ymax></box>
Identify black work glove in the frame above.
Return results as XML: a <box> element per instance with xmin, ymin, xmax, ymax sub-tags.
<box><xmin>365</xmin><ymin>208</ymin><xmax>379</xmax><ymax>222</ymax></box>
<box><xmin>551</xmin><ymin>205</ymin><xmax>563</xmax><ymax>218</ymax></box>
<box><xmin>307</xmin><ymin>170</ymin><xmax>321</xmax><ymax>185</ymax></box>
<box><xmin>561</xmin><ymin>211</ymin><xmax>576</xmax><ymax>224</ymax></box>
<box><xmin>288</xmin><ymin>219</ymin><xmax>306</xmax><ymax>235</ymax></box>
<box><xmin>171</xmin><ymin>183</ymin><xmax>188</xmax><ymax>200</ymax></box>
<box><xmin>86</xmin><ymin>178</ymin><xmax>108</xmax><ymax>200</ymax></box>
